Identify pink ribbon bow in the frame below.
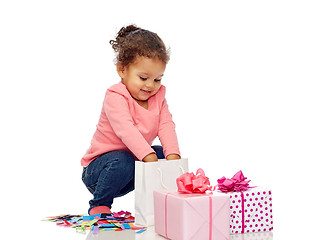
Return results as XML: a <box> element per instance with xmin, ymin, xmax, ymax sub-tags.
<box><xmin>217</xmin><ymin>170</ymin><xmax>251</xmax><ymax>192</ymax></box>
<box><xmin>176</xmin><ymin>168</ymin><xmax>213</xmax><ymax>193</ymax></box>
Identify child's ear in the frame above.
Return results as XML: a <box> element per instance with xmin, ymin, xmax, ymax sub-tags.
<box><xmin>116</xmin><ymin>62</ymin><xmax>125</xmax><ymax>79</ymax></box>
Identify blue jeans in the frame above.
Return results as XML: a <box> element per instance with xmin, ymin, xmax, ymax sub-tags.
<box><xmin>82</xmin><ymin>146</ymin><xmax>165</xmax><ymax>214</ymax></box>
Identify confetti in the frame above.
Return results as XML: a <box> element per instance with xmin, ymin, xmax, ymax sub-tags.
<box><xmin>92</xmin><ymin>226</ymin><xmax>99</xmax><ymax>235</ymax></box>
<box><xmin>136</xmin><ymin>229</ymin><xmax>147</xmax><ymax>234</ymax></box>
<box><xmin>43</xmin><ymin>211</ymin><xmax>146</xmax><ymax>234</ymax></box>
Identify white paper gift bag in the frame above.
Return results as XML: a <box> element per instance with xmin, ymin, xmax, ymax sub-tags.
<box><xmin>134</xmin><ymin>158</ymin><xmax>188</xmax><ymax>226</ymax></box>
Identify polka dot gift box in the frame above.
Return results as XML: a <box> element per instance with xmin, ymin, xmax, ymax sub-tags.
<box><xmin>217</xmin><ymin>171</ymin><xmax>273</xmax><ymax>234</ymax></box>
<box><xmin>228</xmin><ymin>187</ymin><xmax>273</xmax><ymax>234</ymax></box>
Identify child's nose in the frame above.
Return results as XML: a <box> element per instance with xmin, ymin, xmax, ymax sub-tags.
<box><xmin>145</xmin><ymin>80</ymin><xmax>154</xmax><ymax>88</ymax></box>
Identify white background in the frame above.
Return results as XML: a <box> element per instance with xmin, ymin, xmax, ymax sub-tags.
<box><xmin>0</xmin><ymin>0</ymin><xmax>323</xmax><ymax>239</ymax></box>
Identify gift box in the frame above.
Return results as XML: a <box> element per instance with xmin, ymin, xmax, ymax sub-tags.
<box><xmin>216</xmin><ymin>171</ymin><xmax>273</xmax><ymax>234</ymax></box>
<box><xmin>154</xmin><ymin>190</ymin><xmax>230</xmax><ymax>240</ymax></box>
<box><xmin>226</xmin><ymin>187</ymin><xmax>273</xmax><ymax>234</ymax></box>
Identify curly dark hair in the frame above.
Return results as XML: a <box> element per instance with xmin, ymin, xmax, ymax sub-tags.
<box><xmin>109</xmin><ymin>24</ymin><xmax>170</xmax><ymax>68</ymax></box>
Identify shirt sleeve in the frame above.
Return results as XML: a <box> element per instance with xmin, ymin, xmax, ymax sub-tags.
<box><xmin>104</xmin><ymin>92</ymin><xmax>155</xmax><ymax>160</ymax></box>
<box><xmin>158</xmin><ymin>98</ymin><xmax>181</xmax><ymax>158</ymax></box>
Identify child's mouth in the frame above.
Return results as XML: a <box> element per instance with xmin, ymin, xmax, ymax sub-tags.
<box><xmin>141</xmin><ymin>89</ymin><xmax>152</xmax><ymax>94</ymax></box>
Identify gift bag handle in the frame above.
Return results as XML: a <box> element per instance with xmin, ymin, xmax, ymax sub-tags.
<box><xmin>157</xmin><ymin>164</ymin><xmax>186</xmax><ymax>190</ymax></box>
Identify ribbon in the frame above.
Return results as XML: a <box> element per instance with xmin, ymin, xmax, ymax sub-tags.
<box><xmin>217</xmin><ymin>171</ymin><xmax>252</xmax><ymax>233</ymax></box>
<box><xmin>216</xmin><ymin>170</ymin><xmax>251</xmax><ymax>193</ymax></box>
<box><xmin>208</xmin><ymin>195</ymin><xmax>212</xmax><ymax>239</ymax></box>
<box><xmin>240</xmin><ymin>191</ymin><xmax>245</xmax><ymax>233</ymax></box>
<box><xmin>176</xmin><ymin>168</ymin><xmax>214</xmax><ymax>193</ymax></box>
<box><xmin>165</xmin><ymin>193</ymin><xmax>169</xmax><ymax>238</ymax></box>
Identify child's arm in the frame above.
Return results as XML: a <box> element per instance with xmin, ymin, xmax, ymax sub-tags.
<box><xmin>158</xmin><ymin>98</ymin><xmax>181</xmax><ymax>159</ymax></box>
<box><xmin>104</xmin><ymin>92</ymin><xmax>155</xmax><ymax>161</ymax></box>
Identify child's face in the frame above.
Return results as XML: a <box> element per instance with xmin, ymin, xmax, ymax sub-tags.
<box><xmin>118</xmin><ymin>56</ymin><xmax>166</xmax><ymax>102</ymax></box>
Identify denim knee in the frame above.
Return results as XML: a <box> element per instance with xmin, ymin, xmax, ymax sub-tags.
<box><xmin>82</xmin><ymin>150</ymin><xmax>135</xmax><ymax>194</ymax></box>
<box><xmin>112</xmin><ymin>150</ymin><xmax>135</xmax><ymax>177</ymax></box>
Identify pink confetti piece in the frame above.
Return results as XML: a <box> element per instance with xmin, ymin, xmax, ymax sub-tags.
<box><xmin>93</xmin><ymin>226</ymin><xmax>99</xmax><ymax>235</ymax></box>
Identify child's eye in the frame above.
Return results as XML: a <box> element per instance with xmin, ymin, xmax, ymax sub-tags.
<box><xmin>139</xmin><ymin>76</ymin><xmax>147</xmax><ymax>81</ymax></box>
<box><xmin>155</xmin><ymin>78</ymin><xmax>162</xmax><ymax>82</ymax></box>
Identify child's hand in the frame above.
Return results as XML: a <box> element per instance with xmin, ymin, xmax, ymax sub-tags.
<box><xmin>166</xmin><ymin>154</ymin><xmax>181</xmax><ymax>160</ymax></box>
<box><xmin>142</xmin><ymin>153</ymin><xmax>158</xmax><ymax>162</ymax></box>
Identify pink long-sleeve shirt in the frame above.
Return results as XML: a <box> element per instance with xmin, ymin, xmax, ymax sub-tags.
<box><xmin>81</xmin><ymin>82</ymin><xmax>180</xmax><ymax>166</ymax></box>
